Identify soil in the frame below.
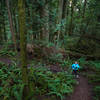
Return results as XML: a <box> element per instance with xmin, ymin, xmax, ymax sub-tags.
<box><xmin>66</xmin><ymin>76</ymin><xmax>93</xmax><ymax>100</ymax></box>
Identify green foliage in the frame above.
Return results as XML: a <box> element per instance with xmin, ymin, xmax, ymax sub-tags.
<box><xmin>29</xmin><ymin>67</ymin><xmax>75</xmax><ymax>100</ymax></box>
<box><xmin>60</xmin><ymin>59</ymin><xmax>72</xmax><ymax>72</ymax></box>
<box><xmin>48</xmin><ymin>53</ymin><xmax>63</xmax><ymax>64</ymax></box>
<box><xmin>0</xmin><ymin>42</ymin><xmax>16</xmax><ymax>57</ymax></box>
<box><xmin>0</xmin><ymin>49</ymin><xmax>16</xmax><ymax>57</ymax></box>
<box><xmin>1</xmin><ymin>0</ymin><xmax>100</xmax><ymax>99</ymax></box>
<box><xmin>0</xmin><ymin>61</ymin><xmax>76</xmax><ymax>100</ymax></box>
<box><xmin>0</xmin><ymin>62</ymin><xmax>22</xmax><ymax>100</ymax></box>
<box><xmin>77</xmin><ymin>58</ymin><xmax>100</xmax><ymax>72</ymax></box>
<box><xmin>93</xmin><ymin>86</ymin><xmax>100</xmax><ymax>100</ymax></box>
<box><xmin>78</xmin><ymin>58</ymin><xmax>100</xmax><ymax>100</ymax></box>
<box><xmin>87</xmin><ymin>71</ymin><xmax>100</xmax><ymax>100</ymax></box>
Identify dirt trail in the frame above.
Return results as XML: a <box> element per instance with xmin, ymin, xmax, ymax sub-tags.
<box><xmin>66</xmin><ymin>76</ymin><xmax>93</xmax><ymax>100</ymax></box>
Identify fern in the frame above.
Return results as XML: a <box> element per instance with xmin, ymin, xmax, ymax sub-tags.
<box><xmin>13</xmin><ymin>84</ymin><xmax>24</xmax><ymax>100</ymax></box>
<box><xmin>0</xmin><ymin>61</ymin><xmax>75</xmax><ymax>100</ymax></box>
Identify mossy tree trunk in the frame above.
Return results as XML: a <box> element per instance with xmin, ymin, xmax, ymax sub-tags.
<box><xmin>18</xmin><ymin>0</ymin><xmax>30</xmax><ymax>99</ymax></box>
<box><xmin>0</xmin><ymin>1</ymin><xmax>3</xmax><ymax>43</ymax></box>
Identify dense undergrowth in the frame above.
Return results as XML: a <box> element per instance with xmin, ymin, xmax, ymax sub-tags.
<box><xmin>0</xmin><ymin>61</ymin><xmax>76</xmax><ymax>100</ymax></box>
<box><xmin>0</xmin><ymin>42</ymin><xmax>16</xmax><ymax>57</ymax></box>
<box><xmin>0</xmin><ymin>45</ymin><xmax>100</xmax><ymax>100</ymax></box>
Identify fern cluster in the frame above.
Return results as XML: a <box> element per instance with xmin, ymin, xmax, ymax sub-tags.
<box><xmin>0</xmin><ymin>62</ymin><xmax>76</xmax><ymax>100</ymax></box>
<box><xmin>0</xmin><ymin>62</ymin><xmax>22</xmax><ymax>100</ymax></box>
<box><xmin>28</xmin><ymin>67</ymin><xmax>76</xmax><ymax>100</ymax></box>
<box><xmin>0</xmin><ymin>44</ymin><xmax>16</xmax><ymax>57</ymax></box>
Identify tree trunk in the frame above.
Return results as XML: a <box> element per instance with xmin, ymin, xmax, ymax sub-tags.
<box><xmin>80</xmin><ymin>0</ymin><xmax>87</xmax><ymax>33</ymax></box>
<box><xmin>62</xmin><ymin>0</ymin><xmax>68</xmax><ymax>19</ymax></box>
<box><xmin>57</xmin><ymin>0</ymin><xmax>64</xmax><ymax>41</ymax></box>
<box><xmin>40</xmin><ymin>1</ymin><xmax>49</xmax><ymax>42</ymax></box>
<box><xmin>77</xmin><ymin>0</ymin><xmax>87</xmax><ymax>46</ymax></box>
<box><xmin>68</xmin><ymin>0</ymin><xmax>74</xmax><ymax>36</ymax></box>
<box><xmin>65</xmin><ymin>0</ymin><xmax>70</xmax><ymax>35</ymax></box>
<box><xmin>13</xmin><ymin>9</ymin><xmax>20</xmax><ymax>48</ymax></box>
<box><xmin>18</xmin><ymin>0</ymin><xmax>29</xmax><ymax>99</ymax></box>
<box><xmin>0</xmin><ymin>0</ymin><xmax>6</xmax><ymax>43</ymax></box>
<box><xmin>3</xmin><ymin>12</ymin><xmax>6</xmax><ymax>42</ymax></box>
<box><xmin>6</xmin><ymin>0</ymin><xmax>17</xmax><ymax>50</ymax></box>
<box><xmin>77</xmin><ymin>0</ymin><xmax>87</xmax><ymax>36</ymax></box>
<box><xmin>62</xmin><ymin>0</ymin><xmax>68</xmax><ymax>38</ymax></box>
<box><xmin>82</xmin><ymin>0</ymin><xmax>87</xmax><ymax>18</ymax></box>
<box><xmin>0</xmin><ymin>2</ymin><xmax>3</xmax><ymax>43</ymax></box>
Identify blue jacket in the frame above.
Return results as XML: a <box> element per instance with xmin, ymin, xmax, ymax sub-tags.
<box><xmin>72</xmin><ymin>64</ymin><xmax>80</xmax><ymax>70</ymax></box>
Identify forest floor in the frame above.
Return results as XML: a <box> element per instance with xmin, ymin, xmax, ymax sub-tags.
<box><xmin>0</xmin><ymin>56</ymin><xmax>12</xmax><ymax>65</ymax></box>
<box><xmin>0</xmin><ymin>56</ymin><xmax>93</xmax><ymax>100</ymax></box>
<box><xmin>66</xmin><ymin>75</ymin><xmax>93</xmax><ymax>100</ymax></box>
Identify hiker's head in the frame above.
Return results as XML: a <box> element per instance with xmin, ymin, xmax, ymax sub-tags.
<box><xmin>75</xmin><ymin>61</ymin><xmax>78</xmax><ymax>64</ymax></box>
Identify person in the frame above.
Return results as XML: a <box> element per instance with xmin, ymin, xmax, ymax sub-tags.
<box><xmin>72</xmin><ymin>61</ymin><xmax>80</xmax><ymax>78</ymax></box>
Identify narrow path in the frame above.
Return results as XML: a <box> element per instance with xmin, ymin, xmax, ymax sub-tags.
<box><xmin>66</xmin><ymin>76</ymin><xmax>93</xmax><ymax>100</ymax></box>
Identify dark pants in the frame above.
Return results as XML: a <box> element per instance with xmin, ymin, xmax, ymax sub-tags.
<box><xmin>72</xmin><ymin>70</ymin><xmax>78</xmax><ymax>75</ymax></box>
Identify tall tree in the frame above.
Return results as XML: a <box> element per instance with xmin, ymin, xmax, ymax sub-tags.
<box><xmin>62</xmin><ymin>0</ymin><xmax>68</xmax><ymax>36</ymax></box>
<box><xmin>18</xmin><ymin>0</ymin><xmax>29</xmax><ymax>99</ymax></box>
<box><xmin>6</xmin><ymin>0</ymin><xmax>17</xmax><ymax>50</ymax></box>
<box><xmin>40</xmin><ymin>0</ymin><xmax>49</xmax><ymax>41</ymax></box>
<box><xmin>57</xmin><ymin>0</ymin><xmax>64</xmax><ymax>41</ymax></box>
<box><xmin>77</xmin><ymin>0</ymin><xmax>88</xmax><ymax>46</ymax></box>
<box><xmin>68</xmin><ymin>0</ymin><xmax>74</xmax><ymax>36</ymax></box>
<box><xmin>0</xmin><ymin>0</ymin><xmax>3</xmax><ymax>43</ymax></box>
<box><xmin>82</xmin><ymin>0</ymin><xmax>87</xmax><ymax>18</ymax></box>
<box><xmin>62</xmin><ymin>0</ymin><xmax>68</xmax><ymax>19</ymax></box>
<box><xmin>0</xmin><ymin>0</ymin><xmax>7</xmax><ymax>43</ymax></box>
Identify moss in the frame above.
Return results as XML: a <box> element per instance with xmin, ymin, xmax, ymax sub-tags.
<box><xmin>18</xmin><ymin>0</ymin><xmax>30</xmax><ymax>99</ymax></box>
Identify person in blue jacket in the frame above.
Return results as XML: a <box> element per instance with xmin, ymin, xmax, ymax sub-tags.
<box><xmin>72</xmin><ymin>61</ymin><xmax>80</xmax><ymax>78</ymax></box>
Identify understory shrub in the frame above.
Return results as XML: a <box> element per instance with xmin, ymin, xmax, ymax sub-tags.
<box><xmin>0</xmin><ymin>61</ymin><xmax>76</xmax><ymax>100</ymax></box>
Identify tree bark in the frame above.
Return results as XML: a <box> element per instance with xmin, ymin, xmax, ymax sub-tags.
<box><xmin>77</xmin><ymin>0</ymin><xmax>87</xmax><ymax>46</ymax></box>
<box><xmin>62</xmin><ymin>0</ymin><xmax>68</xmax><ymax>19</ymax></box>
<box><xmin>3</xmin><ymin>12</ymin><xmax>6</xmax><ymax>42</ymax></box>
<box><xmin>68</xmin><ymin>0</ymin><xmax>74</xmax><ymax>36</ymax></box>
<box><xmin>13</xmin><ymin>9</ymin><xmax>20</xmax><ymax>48</ymax></box>
<box><xmin>62</xmin><ymin>0</ymin><xmax>68</xmax><ymax>38</ymax></box>
<box><xmin>0</xmin><ymin>1</ymin><xmax>3</xmax><ymax>43</ymax></box>
<box><xmin>40</xmin><ymin>1</ymin><xmax>49</xmax><ymax>42</ymax></box>
<box><xmin>0</xmin><ymin>0</ymin><xmax>6</xmax><ymax>42</ymax></box>
<box><xmin>82</xmin><ymin>0</ymin><xmax>87</xmax><ymax>18</ymax></box>
<box><xmin>57</xmin><ymin>0</ymin><xmax>64</xmax><ymax>41</ymax></box>
<box><xmin>18</xmin><ymin>0</ymin><xmax>29</xmax><ymax>99</ymax></box>
<box><xmin>6</xmin><ymin>0</ymin><xmax>17</xmax><ymax>50</ymax></box>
